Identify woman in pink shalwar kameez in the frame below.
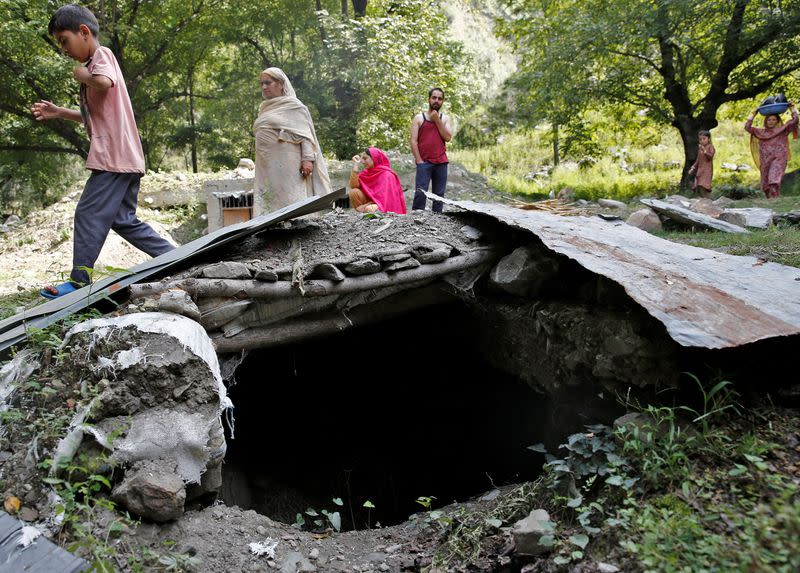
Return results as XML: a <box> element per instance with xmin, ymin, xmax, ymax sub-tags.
<box><xmin>688</xmin><ymin>130</ymin><xmax>715</xmax><ymax>198</ymax></box>
<box><xmin>745</xmin><ymin>101</ymin><xmax>798</xmax><ymax>198</ymax></box>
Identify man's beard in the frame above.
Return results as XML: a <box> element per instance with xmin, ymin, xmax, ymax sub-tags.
<box><xmin>429</xmin><ymin>102</ymin><xmax>442</xmax><ymax>111</ymax></box>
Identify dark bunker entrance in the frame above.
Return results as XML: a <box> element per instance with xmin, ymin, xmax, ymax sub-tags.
<box><xmin>221</xmin><ymin>299</ymin><xmax>550</xmax><ymax>530</ymax></box>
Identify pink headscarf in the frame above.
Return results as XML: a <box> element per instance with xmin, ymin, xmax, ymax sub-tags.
<box><xmin>357</xmin><ymin>148</ymin><xmax>407</xmax><ymax>214</ymax></box>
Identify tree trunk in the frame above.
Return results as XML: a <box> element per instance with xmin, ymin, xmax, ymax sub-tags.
<box><xmin>675</xmin><ymin>116</ymin><xmax>701</xmax><ymax>190</ymax></box>
<box><xmin>341</xmin><ymin>0</ymin><xmax>348</xmax><ymax>17</ymax></box>
<box><xmin>352</xmin><ymin>0</ymin><xmax>368</xmax><ymax>17</ymax></box>
<box><xmin>188</xmin><ymin>66</ymin><xmax>198</xmax><ymax>173</ymax></box>
<box><xmin>552</xmin><ymin>123</ymin><xmax>560</xmax><ymax>167</ymax></box>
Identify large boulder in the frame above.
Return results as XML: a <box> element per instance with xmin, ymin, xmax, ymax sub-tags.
<box><xmin>489</xmin><ymin>246</ymin><xmax>560</xmax><ymax>297</ymax></box>
<box><xmin>626</xmin><ymin>208</ymin><xmax>662</xmax><ymax>233</ymax></box>
<box><xmin>55</xmin><ymin>313</ymin><xmax>230</xmax><ymax>522</ymax></box>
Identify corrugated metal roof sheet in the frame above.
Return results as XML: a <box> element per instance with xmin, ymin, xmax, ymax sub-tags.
<box><xmin>0</xmin><ymin>512</ymin><xmax>88</xmax><ymax>572</ymax></box>
<box><xmin>440</xmin><ymin>198</ymin><xmax>800</xmax><ymax>348</ymax></box>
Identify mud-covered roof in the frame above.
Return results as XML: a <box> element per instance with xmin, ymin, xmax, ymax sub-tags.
<box><xmin>3</xmin><ymin>190</ymin><xmax>800</xmax><ymax>352</ymax></box>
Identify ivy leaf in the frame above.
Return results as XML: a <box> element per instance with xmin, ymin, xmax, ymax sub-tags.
<box><xmin>569</xmin><ymin>533</ymin><xmax>589</xmax><ymax>549</ymax></box>
<box><xmin>539</xmin><ymin>534</ymin><xmax>555</xmax><ymax>547</ymax></box>
<box><xmin>567</xmin><ymin>496</ymin><xmax>583</xmax><ymax>508</ymax></box>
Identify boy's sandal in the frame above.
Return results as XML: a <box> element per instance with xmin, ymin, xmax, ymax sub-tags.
<box><xmin>40</xmin><ymin>282</ymin><xmax>79</xmax><ymax>300</ymax></box>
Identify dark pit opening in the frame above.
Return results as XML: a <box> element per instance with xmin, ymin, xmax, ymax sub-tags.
<box><xmin>221</xmin><ymin>299</ymin><xmax>550</xmax><ymax>530</ymax></box>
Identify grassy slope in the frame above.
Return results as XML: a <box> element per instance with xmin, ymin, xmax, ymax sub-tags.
<box><xmin>451</xmin><ymin>118</ymin><xmax>800</xmax><ymax>201</ymax></box>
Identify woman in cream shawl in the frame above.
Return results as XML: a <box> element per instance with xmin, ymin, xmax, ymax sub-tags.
<box><xmin>253</xmin><ymin>68</ymin><xmax>332</xmax><ymax>214</ymax></box>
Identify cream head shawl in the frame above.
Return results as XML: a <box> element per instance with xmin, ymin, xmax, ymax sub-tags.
<box><xmin>253</xmin><ymin>67</ymin><xmax>332</xmax><ymax>198</ymax></box>
<box><xmin>255</xmin><ymin>68</ymin><xmax>326</xmax><ymax>169</ymax></box>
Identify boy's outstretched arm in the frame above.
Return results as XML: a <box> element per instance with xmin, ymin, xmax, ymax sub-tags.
<box><xmin>32</xmin><ymin>100</ymin><xmax>82</xmax><ymax>123</ymax></box>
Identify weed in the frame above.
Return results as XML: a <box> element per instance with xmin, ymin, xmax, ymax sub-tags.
<box><xmin>131</xmin><ymin>542</ymin><xmax>202</xmax><ymax>572</ymax></box>
<box><xmin>41</xmin><ymin>458</ymin><xmax>133</xmax><ymax>571</ymax></box>
<box><xmin>294</xmin><ymin>497</ymin><xmax>343</xmax><ymax>532</ymax></box>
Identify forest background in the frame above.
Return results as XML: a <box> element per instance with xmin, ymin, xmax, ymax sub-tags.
<box><xmin>1</xmin><ymin>0</ymin><xmax>800</xmax><ymax>216</ymax></box>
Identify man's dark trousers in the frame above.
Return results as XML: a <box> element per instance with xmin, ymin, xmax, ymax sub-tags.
<box><xmin>412</xmin><ymin>161</ymin><xmax>448</xmax><ymax>213</ymax></box>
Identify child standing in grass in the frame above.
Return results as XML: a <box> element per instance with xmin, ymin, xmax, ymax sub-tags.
<box><xmin>31</xmin><ymin>3</ymin><xmax>174</xmax><ymax>299</ymax></box>
<box><xmin>745</xmin><ymin>101</ymin><xmax>798</xmax><ymax>199</ymax></box>
<box><xmin>687</xmin><ymin>130</ymin><xmax>715</xmax><ymax>199</ymax></box>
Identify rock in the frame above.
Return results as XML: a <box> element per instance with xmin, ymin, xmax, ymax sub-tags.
<box><xmin>309</xmin><ymin>548</ymin><xmax>320</xmax><ymax>560</ymax></box>
<box><xmin>158</xmin><ymin>290</ymin><xmax>201</xmax><ymax>322</ymax></box>
<box><xmin>663</xmin><ymin>194</ymin><xmax>691</xmax><ymax>208</ymax></box>
<box><xmin>344</xmin><ymin>258</ymin><xmax>381</xmax><ymax>276</ymax></box>
<box><xmin>690</xmin><ymin>198</ymin><xmax>723</xmax><ymax>218</ymax></box>
<box><xmin>411</xmin><ymin>242</ymin><xmax>453</xmax><ymax>264</ymax></box>
<box><xmin>379</xmin><ymin>253</ymin><xmax>411</xmax><ymax>263</ymax></box>
<box><xmin>313</xmin><ymin>263</ymin><xmax>346</xmax><ymax>282</ymax></box>
<box><xmin>641</xmin><ymin>198</ymin><xmax>749</xmax><ymax>234</ymax></box>
<box><xmin>280</xmin><ymin>552</ymin><xmax>316</xmax><ymax>573</ymax></box>
<box><xmin>597</xmin><ymin>563</ymin><xmax>620</xmax><ymax>573</ymax></box>
<box><xmin>512</xmin><ymin>509</ymin><xmax>553</xmax><ymax>556</ymax></box>
<box><xmin>176</xmin><ymin>172</ymin><xmax>188</xmax><ymax>182</ymax></box>
<box><xmin>557</xmin><ymin>187</ymin><xmax>574</xmax><ymax>200</ymax></box>
<box><xmin>254</xmin><ymin>268</ymin><xmax>279</xmax><ymax>282</ymax></box>
<box><xmin>576</xmin><ymin>199</ymin><xmax>589</xmax><ymax>206</ymax></box>
<box><xmin>460</xmin><ymin>225</ymin><xmax>482</xmax><ymax>241</ymax></box>
<box><xmin>718</xmin><ymin>211</ymin><xmax>747</xmax><ymax>228</ymax></box>
<box><xmin>626</xmin><ymin>208</ymin><xmax>662</xmax><ymax>233</ymax></box>
<box><xmin>4</xmin><ymin>214</ymin><xmax>21</xmax><ymax>226</ymax></box>
<box><xmin>713</xmin><ymin>197</ymin><xmax>734</xmax><ymax>207</ymax></box>
<box><xmin>384</xmin><ymin>258</ymin><xmax>421</xmax><ymax>272</ymax></box>
<box><xmin>111</xmin><ymin>462</ymin><xmax>187</xmax><ymax>522</ymax></box>
<box><xmin>238</xmin><ymin>158</ymin><xmax>255</xmax><ymax>170</ymax></box>
<box><xmin>598</xmin><ymin>198</ymin><xmax>626</xmax><ymax>209</ymax></box>
<box><xmin>489</xmin><ymin>246</ymin><xmax>560</xmax><ymax>297</ymax></box>
<box><xmin>18</xmin><ymin>506</ymin><xmax>38</xmax><ymax>522</ymax></box>
<box><xmin>723</xmin><ymin>207</ymin><xmax>773</xmax><ymax>229</ymax></box>
<box><xmin>773</xmin><ymin>210</ymin><xmax>800</xmax><ymax>225</ymax></box>
<box><xmin>721</xmin><ymin>162</ymin><xmax>738</xmax><ymax>171</ymax></box>
<box><xmin>202</xmin><ymin>261</ymin><xmax>252</xmax><ymax>279</ymax></box>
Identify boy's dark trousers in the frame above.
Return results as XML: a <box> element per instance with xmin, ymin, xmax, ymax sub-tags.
<box><xmin>412</xmin><ymin>161</ymin><xmax>448</xmax><ymax>213</ymax></box>
<box><xmin>71</xmin><ymin>170</ymin><xmax>175</xmax><ymax>285</ymax></box>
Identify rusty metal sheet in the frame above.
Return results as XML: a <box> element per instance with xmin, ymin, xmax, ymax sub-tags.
<box><xmin>439</xmin><ymin>198</ymin><xmax>800</xmax><ymax>349</ymax></box>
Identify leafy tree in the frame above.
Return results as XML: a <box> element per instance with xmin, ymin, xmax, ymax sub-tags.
<box><xmin>502</xmin><ymin>0</ymin><xmax>800</xmax><ymax>186</ymax></box>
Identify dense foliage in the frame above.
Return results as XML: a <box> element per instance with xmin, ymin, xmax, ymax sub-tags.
<box><xmin>0</xmin><ymin>0</ymin><xmax>482</xmax><ymax>213</ymax></box>
<box><xmin>500</xmin><ymin>0</ymin><xmax>800</xmax><ymax>185</ymax></box>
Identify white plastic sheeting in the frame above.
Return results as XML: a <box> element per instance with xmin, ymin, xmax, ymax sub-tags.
<box><xmin>59</xmin><ymin>313</ymin><xmax>231</xmax><ymax>484</ymax></box>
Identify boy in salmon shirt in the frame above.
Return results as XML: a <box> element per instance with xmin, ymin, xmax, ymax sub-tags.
<box><xmin>32</xmin><ymin>3</ymin><xmax>174</xmax><ymax>299</ymax></box>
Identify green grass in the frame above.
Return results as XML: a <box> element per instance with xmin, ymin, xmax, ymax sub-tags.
<box><xmin>656</xmin><ymin>225</ymin><xmax>800</xmax><ymax>268</ymax></box>
<box><xmin>0</xmin><ymin>289</ymin><xmax>44</xmax><ymax>321</ymax></box>
<box><xmin>451</xmin><ymin>117</ymin><xmax>800</xmax><ymax>201</ymax></box>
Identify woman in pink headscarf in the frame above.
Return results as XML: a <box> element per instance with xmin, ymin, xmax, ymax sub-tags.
<box><xmin>348</xmin><ymin>147</ymin><xmax>407</xmax><ymax>214</ymax></box>
<box><xmin>745</xmin><ymin>101</ymin><xmax>798</xmax><ymax>198</ymax></box>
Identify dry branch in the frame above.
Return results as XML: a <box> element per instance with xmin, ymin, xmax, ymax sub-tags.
<box><xmin>211</xmin><ymin>284</ymin><xmax>456</xmax><ymax>352</ymax></box>
<box><xmin>129</xmin><ymin>249</ymin><xmax>499</xmax><ymax>301</ymax></box>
